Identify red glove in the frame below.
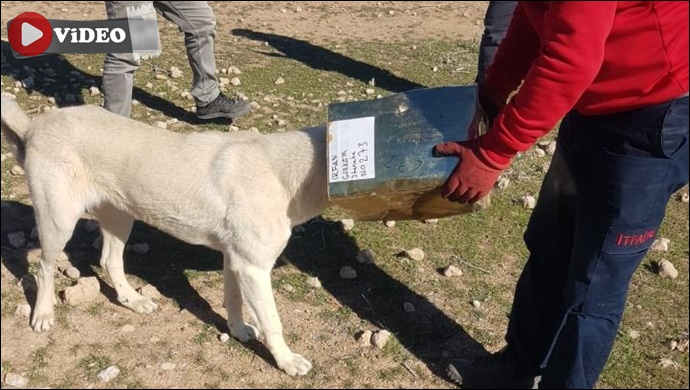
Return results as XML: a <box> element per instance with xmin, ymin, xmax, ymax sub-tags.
<box><xmin>432</xmin><ymin>139</ymin><xmax>505</xmax><ymax>204</ymax></box>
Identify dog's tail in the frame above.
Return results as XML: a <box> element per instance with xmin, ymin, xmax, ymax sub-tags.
<box><xmin>0</xmin><ymin>95</ymin><xmax>32</xmax><ymax>166</ymax></box>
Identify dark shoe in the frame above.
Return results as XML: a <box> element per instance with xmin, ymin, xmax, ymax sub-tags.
<box><xmin>196</xmin><ymin>93</ymin><xmax>251</xmax><ymax>120</ymax></box>
<box><xmin>446</xmin><ymin>347</ymin><xmax>537</xmax><ymax>389</ymax></box>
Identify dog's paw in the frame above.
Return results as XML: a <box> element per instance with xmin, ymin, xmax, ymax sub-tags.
<box><xmin>30</xmin><ymin>311</ymin><xmax>55</xmax><ymax>332</ymax></box>
<box><xmin>120</xmin><ymin>296</ymin><xmax>158</xmax><ymax>314</ymax></box>
<box><xmin>277</xmin><ymin>353</ymin><xmax>312</xmax><ymax>376</ymax></box>
<box><xmin>229</xmin><ymin>322</ymin><xmax>259</xmax><ymax>343</ymax></box>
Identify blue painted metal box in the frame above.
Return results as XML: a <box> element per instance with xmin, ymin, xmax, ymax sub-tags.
<box><xmin>326</xmin><ymin>85</ymin><xmax>489</xmax><ymax>221</ymax></box>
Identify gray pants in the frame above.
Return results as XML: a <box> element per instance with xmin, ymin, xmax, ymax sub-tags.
<box><xmin>476</xmin><ymin>1</ymin><xmax>517</xmax><ymax>85</ymax></box>
<box><xmin>103</xmin><ymin>1</ymin><xmax>220</xmax><ymax>117</ymax></box>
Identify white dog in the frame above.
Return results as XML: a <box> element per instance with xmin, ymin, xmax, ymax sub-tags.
<box><xmin>1</xmin><ymin>97</ymin><xmax>330</xmax><ymax>376</ymax></box>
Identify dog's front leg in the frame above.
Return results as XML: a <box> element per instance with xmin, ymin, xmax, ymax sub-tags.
<box><xmin>234</xmin><ymin>262</ymin><xmax>312</xmax><ymax>376</ymax></box>
<box><xmin>223</xmin><ymin>253</ymin><xmax>259</xmax><ymax>342</ymax></box>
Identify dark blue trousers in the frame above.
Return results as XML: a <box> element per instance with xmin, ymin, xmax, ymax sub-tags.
<box><xmin>505</xmin><ymin>95</ymin><xmax>689</xmax><ymax>388</ymax></box>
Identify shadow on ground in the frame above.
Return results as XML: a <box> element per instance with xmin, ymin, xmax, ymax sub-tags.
<box><xmin>231</xmin><ymin>29</ymin><xmax>426</xmax><ymax>94</ymax></box>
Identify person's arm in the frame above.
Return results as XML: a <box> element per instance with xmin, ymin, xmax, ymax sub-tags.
<box><xmin>479</xmin><ymin>2</ymin><xmax>617</xmax><ymax>168</ymax></box>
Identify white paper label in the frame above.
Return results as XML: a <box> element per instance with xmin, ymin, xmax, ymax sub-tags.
<box><xmin>328</xmin><ymin>117</ymin><xmax>376</xmax><ymax>183</ymax></box>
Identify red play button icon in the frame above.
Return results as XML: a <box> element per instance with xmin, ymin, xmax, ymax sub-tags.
<box><xmin>8</xmin><ymin>12</ymin><xmax>53</xmax><ymax>57</ymax></box>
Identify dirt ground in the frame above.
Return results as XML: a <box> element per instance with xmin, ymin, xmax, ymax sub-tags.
<box><xmin>0</xmin><ymin>2</ymin><xmax>500</xmax><ymax>389</ymax></box>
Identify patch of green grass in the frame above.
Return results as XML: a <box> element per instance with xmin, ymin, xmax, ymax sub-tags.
<box><xmin>193</xmin><ymin>323</ymin><xmax>216</xmax><ymax>345</ymax></box>
<box><xmin>78</xmin><ymin>353</ymin><xmax>112</xmax><ymax>380</ymax></box>
<box><xmin>86</xmin><ymin>302</ymin><xmax>104</xmax><ymax>316</ymax></box>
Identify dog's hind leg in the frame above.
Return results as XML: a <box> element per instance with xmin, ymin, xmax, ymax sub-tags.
<box><xmin>30</xmin><ymin>179</ymin><xmax>84</xmax><ymax>332</ymax></box>
<box><xmin>94</xmin><ymin>204</ymin><xmax>158</xmax><ymax>314</ymax></box>
<box><xmin>223</xmin><ymin>253</ymin><xmax>259</xmax><ymax>342</ymax></box>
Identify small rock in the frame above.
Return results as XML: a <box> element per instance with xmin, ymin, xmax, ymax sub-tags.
<box><xmin>495</xmin><ymin>177</ymin><xmax>510</xmax><ymax>190</ymax></box>
<box><xmin>521</xmin><ymin>196</ymin><xmax>537</xmax><ymax>209</ymax></box>
<box><xmin>153</xmin><ymin>121</ymin><xmax>167</xmax><ymax>129</ymax></box>
<box><xmin>89</xmin><ymin>86</ymin><xmax>100</xmax><ymax>96</ymax></box>
<box><xmin>384</xmin><ymin>220</ymin><xmax>396</xmax><ymax>228</ymax></box>
<box><xmin>180</xmin><ymin>91</ymin><xmax>193</xmax><ymax>100</ymax></box>
<box><xmin>275</xmin><ymin>77</ymin><xmax>285</xmax><ymax>85</ymax></box>
<box><xmin>219</xmin><ymin>333</ymin><xmax>230</xmax><ymax>343</ymax></box>
<box><xmin>628</xmin><ymin>329</ymin><xmax>641</xmax><ymax>339</ymax></box>
<box><xmin>405</xmin><ymin>248</ymin><xmax>425</xmax><ymax>261</ymax></box>
<box><xmin>121</xmin><ymin>324</ymin><xmax>135</xmax><ymax>333</ymax></box>
<box><xmin>300</xmin><ymin>275</ymin><xmax>320</xmax><ymax>289</ymax></box>
<box><xmin>228</xmin><ymin>66</ymin><xmax>242</xmax><ymax>75</ymax></box>
<box><xmin>423</xmin><ymin>219</ymin><xmax>439</xmax><ymax>224</ymax></box>
<box><xmin>221</xmin><ymin>68</ymin><xmax>227</xmax><ymax>74</ymax></box>
<box><xmin>547</xmin><ymin>141</ymin><xmax>557</xmax><ymax>155</ymax></box>
<box><xmin>657</xmin><ymin>259</ymin><xmax>678</xmax><ymax>279</ymax></box>
<box><xmin>10</xmin><ymin>165</ymin><xmax>25</xmax><ymax>176</ymax></box>
<box><xmin>170</xmin><ymin>67</ymin><xmax>183</xmax><ymax>79</ymax></box>
<box><xmin>357</xmin><ymin>330</ymin><xmax>372</xmax><ymax>347</ymax></box>
<box><xmin>219</xmin><ymin>77</ymin><xmax>230</xmax><ymax>86</ymax></box>
<box><xmin>282</xmin><ymin>284</ymin><xmax>295</xmax><ymax>293</ymax></box>
<box><xmin>534</xmin><ymin>148</ymin><xmax>546</xmax><ymax>158</ymax></box>
<box><xmin>472</xmin><ymin>300</ymin><xmax>481</xmax><ymax>308</ymax></box>
<box><xmin>65</xmin><ymin>266</ymin><xmax>81</xmax><ymax>280</ymax></box>
<box><xmin>442</xmin><ymin>265</ymin><xmax>463</xmax><ymax>277</ymax></box>
<box><xmin>228</xmin><ymin>125</ymin><xmax>240</xmax><ymax>132</ymax></box>
<box><xmin>132</xmin><ymin>243</ymin><xmax>150</xmax><ymax>254</ymax></box>
<box><xmin>145</xmin><ymin>82</ymin><xmax>153</xmax><ymax>89</ymax></box>
<box><xmin>62</xmin><ymin>276</ymin><xmax>100</xmax><ymax>306</ymax></box>
<box><xmin>657</xmin><ymin>358</ymin><xmax>680</xmax><ymax>369</ymax></box>
<box><xmin>388</xmin><ymin>10</ymin><xmax>395</xmax><ymax>15</ymax></box>
<box><xmin>138</xmin><ymin>284</ymin><xmax>161</xmax><ymax>300</ymax></box>
<box><xmin>250</xmin><ymin>101</ymin><xmax>261</xmax><ymax>109</ymax></box>
<box><xmin>21</xmin><ymin>76</ymin><xmax>35</xmax><ymax>89</ymax></box>
<box><xmin>15</xmin><ymin>303</ymin><xmax>31</xmax><ymax>317</ymax></box>
<box><xmin>341</xmin><ymin>219</ymin><xmax>354</xmax><ymax>231</ymax></box>
<box><xmin>356</xmin><ymin>249</ymin><xmax>375</xmax><ymax>264</ymax></box>
<box><xmin>160</xmin><ymin>362</ymin><xmax>176</xmax><ymax>371</ymax></box>
<box><xmin>339</xmin><ymin>266</ymin><xmax>357</xmax><ymax>279</ymax></box>
<box><xmin>14</xmin><ymin>80</ymin><xmax>22</xmax><ymax>88</ymax></box>
<box><xmin>47</xmin><ymin>96</ymin><xmax>56</xmax><ymax>104</ymax></box>
<box><xmin>166</xmin><ymin>118</ymin><xmax>178</xmax><ymax>125</ymax></box>
<box><xmin>651</xmin><ymin>238</ymin><xmax>670</xmax><ymax>252</ymax></box>
<box><xmin>365</xmin><ymin>88</ymin><xmax>375</xmax><ymax>95</ymax></box>
<box><xmin>670</xmin><ymin>340</ymin><xmax>678</xmax><ymax>350</ymax></box>
<box><xmin>432</xmin><ymin>66</ymin><xmax>439</xmax><ymax>72</ymax></box>
<box><xmin>132</xmin><ymin>99</ymin><xmax>140</xmax><ymax>105</ymax></box>
<box><xmin>371</xmin><ymin>330</ymin><xmax>391</xmax><ymax>349</ymax></box>
<box><xmin>230</xmin><ymin>77</ymin><xmax>241</xmax><ymax>86</ymax></box>
<box><xmin>97</xmin><ymin>366</ymin><xmax>120</xmax><ymax>382</ymax></box>
<box><xmin>4</xmin><ymin>373</ymin><xmax>29</xmax><ymax>387</ymax></box>
<box><xmin>679</xmin><ymin>192</ymin><xmax>689</xmax><ymax>203</ymax></box>
<box><xmin>155</xmin><ymin>74</ymin><xmax>168</xmax><ymax>80</ymax></box>
<box><xmin>8</xmin><ymin>231</ymin><xmax>26</xmax><ymax>248</ymax></box>
<box><xmin>403</xmin><ymin>302</ymin><xmax>416</xmax><ymax>313</ymax></box>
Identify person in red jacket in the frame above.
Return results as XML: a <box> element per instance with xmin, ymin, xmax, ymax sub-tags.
<box><xmin>434</xmin><ymin>2</ymin><xmax>689</xmax><ymax>388</ymax></box>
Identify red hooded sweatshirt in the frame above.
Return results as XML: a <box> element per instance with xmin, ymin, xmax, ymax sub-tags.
<box><xmin>479</xmin><ymin>1</ymin><xmax>689</xmax><ymax>168</ymax></box>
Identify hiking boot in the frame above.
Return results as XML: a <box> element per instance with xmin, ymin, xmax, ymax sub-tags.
<box><xmin>196</xmin><ymin>93</ymin><xmax>251</xmax><ymax>120</ymax></box>
<box><xmin>446</xmin><ymin>347</ymin><xmax>537</xmax><ymax>389</ymax></box>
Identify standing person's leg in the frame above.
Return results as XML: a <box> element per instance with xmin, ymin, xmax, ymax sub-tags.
<box><xmin>476</xmin><ymin>1</ymin><xmax>517</xmax><ymax>85</ymax></box>
<box><xmin>103</xmin><ymin>1</ymin><xmax>156</xmax><ymax>118</ymax></box>
<box><xmin>447</xmin><ymin>114</ymin><xmax>579</xmax><ymax>389</ymax></box>
<box><xmin>536</xmin><ymin>96</ymin><xmax>689</xmax><ymax>388</ymax></box>
<box><xmin>153</xmin><ymin>1</ymin><xmax>250</xmax><ymax>119</ymax></box>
